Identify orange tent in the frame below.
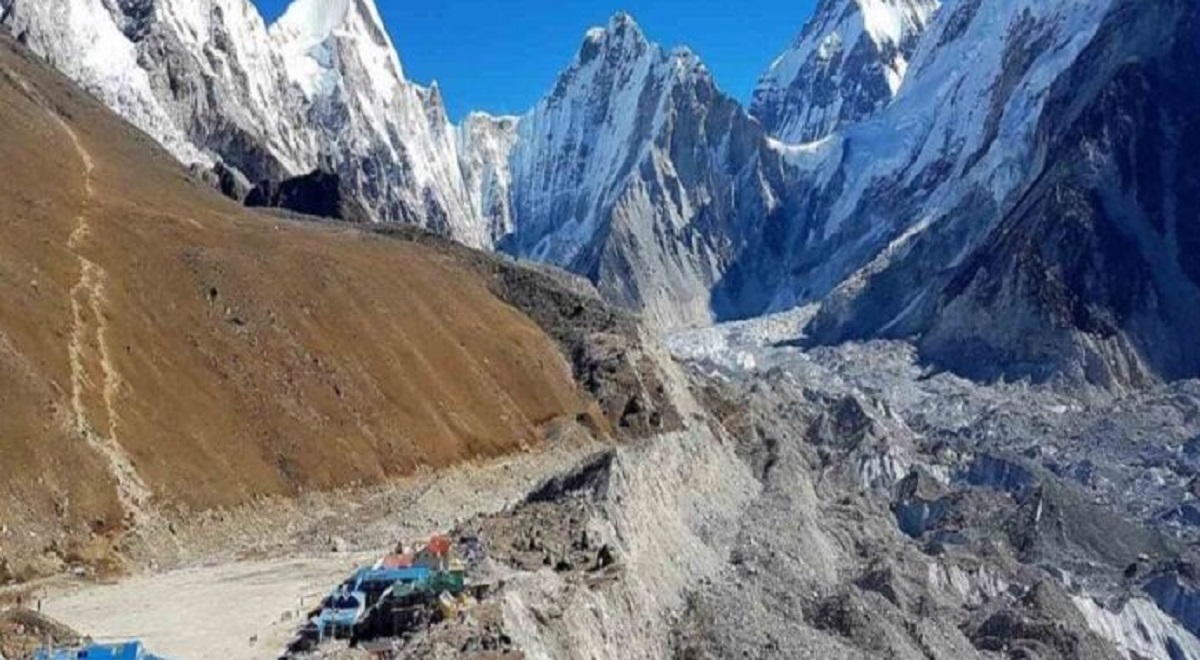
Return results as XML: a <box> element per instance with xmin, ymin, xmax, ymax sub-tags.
<box><xmin>427</xmin><ymin>535</ymin><xmax>452</xmax><ymax>556</ymax></box>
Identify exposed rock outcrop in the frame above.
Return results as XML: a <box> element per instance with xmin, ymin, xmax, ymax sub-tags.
<box><xmin>246</xmin><ymin>169</ymin><xmax>372</xmax><ymax>223</ymax></box>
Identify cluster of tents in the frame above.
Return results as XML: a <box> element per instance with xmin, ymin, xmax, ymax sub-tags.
<box><xmin>292</xmin><ymin>534</ymin><xmax>483</xmax><ymax>652</ymax></box>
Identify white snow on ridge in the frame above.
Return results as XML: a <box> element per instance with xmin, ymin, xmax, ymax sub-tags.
<box><xmin>859</xmin><ymin>0</ymin><xmax>936</xmax><ymax>49</ymax></box>
<box><xmin>271</xmin><ymin>0</ymin><xmax>405</xmax><ymax>100</ymax></box>
<box><xmin>753</xmin><ymin>0</ymin><xmax>940</xmax><ymax>145</ymax></box>
<box><xmin>3</xmin><ymin>0</ymin><xmax>210</xmax><ymax>167</ymax></box>
<box><xmin>272</xmin><ymin>0</ymin><xmax>357</xmax><ymax>50</ymax></box>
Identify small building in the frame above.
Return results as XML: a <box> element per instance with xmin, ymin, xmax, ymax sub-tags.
<box><xmin>34</xmin><ymin>642</ymin><xmax>166</xmax><ymax>660</ymax></box>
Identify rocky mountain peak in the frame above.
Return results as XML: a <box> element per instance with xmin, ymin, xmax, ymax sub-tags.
<box><xmin>270</xmin><ymin>0</ymin><xmax>404</xmax><ymax>97</ymax></box>
<box><xmin>575</xmin><ymin>11</ymin><xmax>652</xmax><ymax>69</ymax></box>
<box><xmin>270</xmin><ymin>0</ymin><xmax>392</xmax><ymax>50</ymax></box>
<box><xmin>420</xmin><ymin>80</ymin><xmax>449</xmax><ymax>125</ymax></box>
<box><xmin>667</xmin><ymin>46</ymin><xmax>713</xmax><ymax>84</ymax></box>
<box><xmin>598</xmin><ymin>11</ymin><xmax>642</xmax><ymax>41</ymax></box>
<box><xmin>751</xmin><ymin>0</ymin><xmax>940</xmax><ymax>143</ymax></box>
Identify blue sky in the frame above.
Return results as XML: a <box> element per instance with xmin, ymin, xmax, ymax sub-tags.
<box><xmin>251</xmin><ymin>1</ymin><xmax>817</xmax><ymax>121</ymax></box>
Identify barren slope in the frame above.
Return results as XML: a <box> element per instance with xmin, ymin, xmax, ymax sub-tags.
<box><xmin>0</xmin><ymin>35</ymin><xmax>590</xmax><ymax>581</ymax></box>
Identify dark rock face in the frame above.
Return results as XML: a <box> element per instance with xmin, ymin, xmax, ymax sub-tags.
<box><xmin>245</xmin><ymin>170</ymin><xmax>372</xmax><ymax>223</ymax></box>
<box><xmin>892</xmin><ymin>469</ymin><xmax>951</xmax><ymax>538</ymax></box>
<box><xmin>524</xmin><ymin>451</ymin><xmax>615</xmax><ymax>505</ymax></box>
<box><xmin>920</xmin><ymin>0</ymin><xmax>1200</xmax><ymax>386</ymax></box>
<box><xmin>193</xmin><ymin>161</ymin><xmax>252</xmax><ymax>202</ymax></box>
<box><xmin>963</xmin><ymin>455</ymin><xmax>1038</xmax><ymax>504</ymax></box>
<box><xmin>106</xmin><ymin>0</ymin><xmax>153</xmax><ymax>42</ymax></box>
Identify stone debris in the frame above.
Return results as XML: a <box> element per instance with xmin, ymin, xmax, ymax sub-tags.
<box><xmin>0</xmin><ymin>609</ymin><xmax>86</xmax><ymax>659</ymax></box>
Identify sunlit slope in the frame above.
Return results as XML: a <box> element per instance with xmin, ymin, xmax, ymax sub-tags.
<box><xmin>0</xmin><ymin>35</ymin><xmax>584</xmax><ymax>570</ymax></box>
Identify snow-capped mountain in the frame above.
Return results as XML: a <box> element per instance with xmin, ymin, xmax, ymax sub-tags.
<box><xmin>497</xmin><ymin>13</ymin><xmax>793</xmax><ymax>328</ymax></box>
<box><xmin>751</xmin><ymin>0</ymin><xmax>939</xmax><ymax>144</ymax></box>
<box><xmin>5</xmin><ymin>0</ymin><xmax>1197</xmax><ymax>385</ymax></box>
<box><xmin>915</xmin><ymin>0</ymin><xmax>1200</xmax><ymax>386</ymax></box>
<box><xmin>755</xmin><ymin>0</ymin><xmax>1119</xmax><ymax>318</ymax></box>
<box><xmin>1</xmin><ymin>0</ymin><xmax>486</xmax><ymax>244</ymax></box>
<box><xmin>783</xmin><ymin>0</ymin><xmax>1200</xmax><ymax>386</ymax></box>
<box><xmin>268</xmin><ymin>0</ymin><xmax>485</xmax><ymax>244</ymax></box>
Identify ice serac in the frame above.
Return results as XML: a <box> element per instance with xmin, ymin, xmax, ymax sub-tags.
<box><xmin>501</xmin><ymin>14</ymin><xmax>792</xmax><ymax>328</ymax></box>
<box><xmin>750</xmin><ymin>0</ymin><xmax>939</xmax><ymax>144</ymax></box>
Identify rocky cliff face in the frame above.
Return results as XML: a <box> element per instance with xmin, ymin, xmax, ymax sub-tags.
<box><xmin>498</xmin><ymin>14</ymin><xmax>795</xmax><ymax>329</ymax></box>
<box><xmin>750</xmin><ymin>0</ymin><xmax>940</xmax><ymax>144</ymax></box>
<box><xmin>919</xmin><ymin>0</ymin><xmax>1200</xmax><ymax>387</ymax></box>
<box><xmin>802</xmin><ymin>0</ymin><xmax>1200</xmax><ymax>386</ymax></box>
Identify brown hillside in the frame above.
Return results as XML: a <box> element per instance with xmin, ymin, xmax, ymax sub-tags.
<box><xmin>0</xmin><ymin>36</ymin><xmax>589</xmax><ymax>578</ymax></box>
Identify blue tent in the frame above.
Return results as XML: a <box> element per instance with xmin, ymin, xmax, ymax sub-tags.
<box><xmin>351</xmin><ymin>566</ymin><xmax>431</xmax><ymax>590</ymax></box>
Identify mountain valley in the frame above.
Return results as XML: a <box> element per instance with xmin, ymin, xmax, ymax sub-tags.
<box><xmin>1</xmin><ymin>0</ymin><xmax>1199</xmax><ymax>658</ymax></box>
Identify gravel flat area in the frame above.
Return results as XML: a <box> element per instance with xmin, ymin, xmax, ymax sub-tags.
<box><xmin>38</xmin><ymin>437</ymin><xmax>600</xmax><ymax>659</ymax></box>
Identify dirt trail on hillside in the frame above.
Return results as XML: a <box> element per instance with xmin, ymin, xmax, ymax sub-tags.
<box><xmin>49</xmin><ymin>87</ymin><xmax>153</xmax><ymax>526</ymax></box>
<box><xmin>2</xmin><ymin>62</ymin><xmax>153</xmax><ymax>540</ymax></box>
